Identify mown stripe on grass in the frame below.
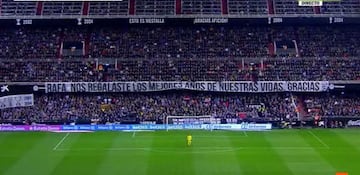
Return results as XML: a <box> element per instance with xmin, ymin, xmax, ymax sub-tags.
<box><xmin>333</xmin><ymin>129</ymin><xmax>360</xmax><ymax>151</ymax></box>
<box><xmin>3</xmin><ymin>133</ymin><xmax>79</xmax><ymax>175</ymax></box>
<box><xmin>146</xmin><ymin>130</ymin><xmax>196</xmax><ymax>175</ymax></box>
<box><xmin>298</xmin><ymin>129</ymin><xmax>360</xmax><ymax>175</ymax></box>
<box><xmin>0</xmin><ymin>132</ymin><xmax>10</xmax><ymax>143</ymax></box>
<box><xmin>0</xmin><ymin>132</ymin><xmax>48</xmax><ymax>175</ymax></box>
<box><xmin>229</xmin><ymin>131</ymin><xmax>295</xmax><ymax>175</ymax></box>
<box><xmin>96</xmin><ymin>131</ymin><xmax>153</xmax><ymax>175</ymax></box>
<box><xmin>49</xmin><ymin>132</ymin><xmax>115</xmax><ymax>175</ymax></box>
<box><xmin>0</xmin><ymin>132</ymin><xmax>11</xmax><ymax>151</ymax></box>
<box><xmin>192</xmin><ymin>130</ymin><xmax>244</xmax><ymax>175</ymax></box>
<box><xmin>264</xmin><ymin>130</ymin><xmax>335</xmax><ymax>175</ymax></box>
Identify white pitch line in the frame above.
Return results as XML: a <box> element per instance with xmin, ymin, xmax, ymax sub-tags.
<box><xmin>308</xmin><ymin>131</ymin><xmax>330</xmax><ymax>149</ymax></box>
<box><xmin>53</xmin><ymin>133</ymin><xmax>70</xmax><ymax>151</ymax></box>
<box><xmin>132</xmin><ymin>131</ymin><xmax>136</xmax><ymax>138</ymax></box>
<box><xmin>54</xmin><ymin>146</ymin><xmax>329</xmax><ymax>152</ymax></box>
<box><xmin>56</xmin><ymin>147</ymin><xmax>151</xmax><ymax>151</ymax></box>
<box><xmin>243</xmin><ymin>131</ymin><xmax>248</xmax><ymax>137</ymax></box>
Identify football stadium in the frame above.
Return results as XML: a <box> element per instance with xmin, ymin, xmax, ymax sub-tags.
<box><xmin>0</xmin><ymin>0</ymin><xmax>360</xmax><ymax>175</ymax></box>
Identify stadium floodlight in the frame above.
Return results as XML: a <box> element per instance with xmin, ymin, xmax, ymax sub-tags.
<box><xmin>165</xmin><ymin>115</ymin><xmax>217</xmax><ymax>131</ymax></box>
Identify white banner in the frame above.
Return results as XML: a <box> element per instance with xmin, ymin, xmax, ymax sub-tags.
<box><xmin>298</xmin><ymin>1</ymin><xmax>323</xmax><ymax>6</ymax></box>
<box><xmin>129</xmin><ymin>18</ymin><xmax>165</xmax><ymax>24</ymax></box>
<box><xmin>193</xmin><ymin>18</ymin><xmax>229</xmax><ymax>24</ymax></box>
<box><xmin>45</xmin><ymin>81</ymin><xmax>329</xmax><ymax>93</ymax></box>
<box><xmin>348</xmin><ymin>120</ymin><xmax>360</xmax><ymax>127</ymax></box>
<box><xmin>0</xmin><ymin>94</ymin><xmax>34</xmax><ymax>109</ymax></box>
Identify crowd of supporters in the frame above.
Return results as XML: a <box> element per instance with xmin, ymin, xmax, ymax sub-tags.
<box><xmin>1</xmin><ymin>58</ymin><xmax>359</xmax><ymax>82</ymax></box>
<box><xmin>0</xmin><ymin>93</ymin><xmax>297</xmax><ymax>124</ymax></box>
<box><xmin>0</xmin><ymin>27</ymin><xmax>59</xmax><ymax>59</ymax></box>
<box><xmin>1</xmin><ymin>25</ymin><xmax>360</xmax><ymax>123</ymax></box>
<box><xmin>1</xmin><ymin>92</ymin><xmax>359</xmax><ymax>124</ymax></box>
<box><xmin>304</xmin><ymin>93</ymin><xmax>360</xmax><ymax>117</ymax></box>
<box><xmin>297</xmin><ymin>26</ymin><xmax>360</xmax><ymax>57</ymax></box>
<box><xmin>0</xmin><ymin>26</ymin><xmax>359</xmax><ymax>60</ymax></box>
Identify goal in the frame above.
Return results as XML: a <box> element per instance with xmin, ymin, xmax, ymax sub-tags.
<box><xmin>165</xmin><ymin>115</ymin><xmax>218</xmax><ymax>131</ymax></box>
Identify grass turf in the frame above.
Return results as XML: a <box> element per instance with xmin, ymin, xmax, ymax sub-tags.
<box><xmin>0</xmin><ymin>129</ymin><xmax>359</xmax><ymax>175</ymax></box>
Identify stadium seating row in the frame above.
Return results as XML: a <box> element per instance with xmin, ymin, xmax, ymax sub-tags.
<box><xmin>0</xmin><ymin>26</ymin><xmax>359</xmax><ymax>60</ymax></box>
<box><xmin>1</xmin><ymin>58</ymin><xmax>359</xmax><ymax>82</ymax></box>
<box><xmin>0</xmin><ymin>0</ymin><xmax>359</xmax><ymax>16</ymax></box>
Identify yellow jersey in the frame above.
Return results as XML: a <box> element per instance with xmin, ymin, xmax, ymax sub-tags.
<box><xmin>187</xmin><ymin>135</ymin><xmax>192</xmax><ymax>141</ymax></box>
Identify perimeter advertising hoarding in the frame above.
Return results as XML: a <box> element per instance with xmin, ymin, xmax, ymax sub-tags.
<box><xmin>0</xmin><ymin>125</ymin><xmax>61</xmax><ymax>131</ymax></box>
<box><xmin>59</xmin><ymin>124</ymin><xmax>272</xmax><ymax>131</ymax></box>
<box><xmin>0</xmin><ymin>124</ymin><xmax>272</xmax><ymax>132</ymax></box>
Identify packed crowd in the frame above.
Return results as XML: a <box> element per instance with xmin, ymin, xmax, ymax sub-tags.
<box><xmin>0</xmin><ymin>26</ymin><xmax>360</xmax><ymax>60</ymax></box>
<box><xmin>2</xmin><ymin>92</ymin><xmax>359</xmax><ymax>124</ymax></box>
<box><xmin>304</xmin><ymin>93</ymin><xmax>360</xmax><ymax>117</ymax></box>
<box><xmin>296</xmin><ymin>26</ymin><xmax>360</xmax><ymax>57</ymax></box>
<box><xmin>0</xmin><ymin>93</ymin><xmax>297</xmax><ymax>123</ymax></box>
<box><xmin>0</xmin><ymin>27</ymin><xmax>59</xmax><ymax>59</ymax></box>
<box><xmin>1</xmin><ymin>25</ymin><xmax>360</xmax><ymax>123</ymax></box>
<box><xmin>1</xmin><ymin>58</ymin><xmax>359</xmax><ymax>82</ymax></box>
<box><xmin>89</xmin><ymin>26</ymin><xmax>269</xmax><ymax>58</ymax></box>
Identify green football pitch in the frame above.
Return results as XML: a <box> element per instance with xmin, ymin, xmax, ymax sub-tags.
<box><xmin>0</xmin><ymin>129</ymin><xmax>359</xmax><ymax>175</ymax></box>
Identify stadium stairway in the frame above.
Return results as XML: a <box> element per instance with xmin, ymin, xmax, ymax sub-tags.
<box><xmin>58</xmin><ymin>30</ymin><xmax>64</xmax><ymax>58</ymax></box>
<box><xmin>175</xmin><ymin>0</ymin><xmax>181</xmax><ymax>14</ymax></box>
<box><xmin>268</xmin><ymin>43</ymin><xmax>275</xmax><ymax>56</ymax></box>
<box><xmin>129</xmin><ymin>0</ymin><xmax>135</xmax><ymax>15</ymax></box>
<box><xmin>221</xmin><ymin>0</ymin><xmax>228</xmax><ymax>15</ymax></box>
<box><xmin>267</xmin><ymin>0</ymin><xmax>275</xmax><ymax>14</ymax></box>
<box><xmin>82</xmin><ymin>1</ymin><xmax>89</xmax><ymax>16</ymax></box>
<box><xmin>36</xmin><ymin>1</ymin><xmax>43</xmax><ymax>16</ymax></box>
<box><xmin>314</xmin><ymin>6</ymin><xmax>321</xmax><ymax>14</ymax></box>
<box><xmin>84</xmin><ymin>33</ymin><xmax>90</xmax><ymax>57</ymax></box>
<box><xmin>296</xmin><ymin>96</ymin><xmax>308</xmax><ymax>119</ymax></box>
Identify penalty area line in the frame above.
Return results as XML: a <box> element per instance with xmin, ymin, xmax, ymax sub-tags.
<box><xmin>307</xmin><ymin>131</ymin><xmax>330</xmax><ymax>149</ymax></box>
<box><xmin>132</xmin><ymin>131</ymin><xmax>136</xmax><ymax>138</ymax></box>
<box><xmin>53</xmin><ymin>133</ymin><xmax>70</xmax><ymax>151</ymax></box>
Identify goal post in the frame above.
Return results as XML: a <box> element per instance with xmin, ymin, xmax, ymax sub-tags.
<box><xmin>165</xmin><ymin>115</ymin><xmax>217</xmax><ymax>131</ymax></box>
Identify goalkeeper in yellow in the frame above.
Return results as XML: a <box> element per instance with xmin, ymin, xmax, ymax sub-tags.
<box><xmin>186</xmin><ymin>134</ymin><xmax>192</xmax><ymax>146</ymax></box>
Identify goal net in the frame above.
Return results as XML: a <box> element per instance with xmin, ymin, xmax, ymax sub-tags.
<box><xmin>165</xmin><ymin>115</ymin><xmax>219</xmax><ymax>131</ymax></box>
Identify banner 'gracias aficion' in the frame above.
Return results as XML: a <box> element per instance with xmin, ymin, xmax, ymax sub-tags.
<box><xmin>45</xmin><ymin>81</ymin><xmax>329</xmax><ymax>93</ymax></box>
